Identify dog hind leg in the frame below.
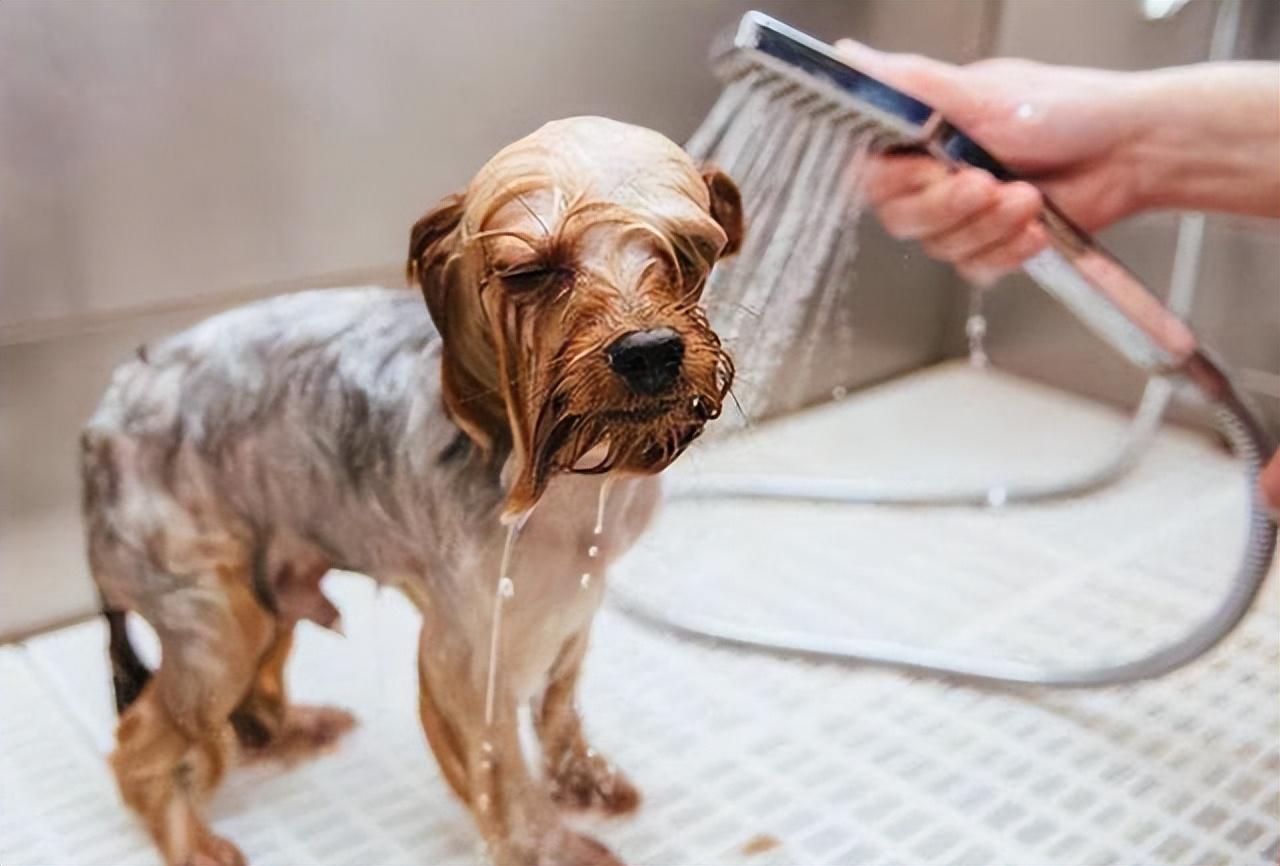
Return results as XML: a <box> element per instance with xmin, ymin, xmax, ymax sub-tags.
<box><xmin>103</xmin><ymin>601</ymin><xmax>152</xmax><ymax>713</ymax></box>
<box><xmin>230</xmin><ymin>621</ymin><xmax>355</xmax><ymax>765</ymax></box>
<box><xmin>110</xmin><ymin>560</ymin><xmax>272</xmax><ymax>866</ymax></box>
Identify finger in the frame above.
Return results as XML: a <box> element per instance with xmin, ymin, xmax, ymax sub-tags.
<box><xmin>958</xmin><ymin>221</ymin><xmax>1049</xmax><ymax>275</ymax></box>
<box><xmin>862</xmin><ymin>154</ymin><xmax>950</xmax><ymax>205</ymax></box>
<box><xmin>920</xmin><ymin>182</ymin><xmax>1043</xmax><ymax>263</ymax></box>
<box><xmin>876</xmin><ymin>170</ymin><xmax>997</xmax><ymax>240</ymax></box>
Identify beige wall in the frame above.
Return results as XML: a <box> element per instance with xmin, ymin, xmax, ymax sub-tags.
<box><xmin>0</xmin><ymin>1</ymin><xmax>988</xmax><ymax>637</ymax></box>
<box><xmin>1</xmin><ymin>1</ymin><xmax>840</xmax><ymax>329</ymax></box>
<box><xmin>0</xmin><ymin>0</ymin><xmax>990</xmax><ymax>333</ymax></box>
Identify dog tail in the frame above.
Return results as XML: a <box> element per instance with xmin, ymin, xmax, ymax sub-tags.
<box><xmin>102</xmin><ymin>598</ymin><xmax>151</xmax><ymax>713</ymax></box>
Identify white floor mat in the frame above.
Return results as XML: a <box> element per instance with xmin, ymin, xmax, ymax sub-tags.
<box><xmin>2</xmin><ymin>362</ymin><xmax>1276</xmax><ymax>866</ymax></box>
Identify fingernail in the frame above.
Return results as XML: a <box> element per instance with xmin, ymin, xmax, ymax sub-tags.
<box><xmin>834</xmin><ymin>39</ymin><xmax>877</xmax><ymax>64</ymax></box>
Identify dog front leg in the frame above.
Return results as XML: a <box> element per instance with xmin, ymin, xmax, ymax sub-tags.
<box><xmin>536</xmin><ymin>631</ymin><xmax>639</xmax><ymax>815</ymax></box>
<box><xmin>416</xmin><ymin>624</ymin><xmax>470</xmax><ymax>802</ymax></box>
<box><xmin>416</xmin><ymin>632</ymin><xmax>624</xmax><ymax>866</ymax></box>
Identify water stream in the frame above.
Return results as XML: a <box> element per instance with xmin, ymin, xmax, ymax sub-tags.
<box><xmin>483</xmin><ymin>513</ymin><xmax>528</xmax><ymax>726</ymax></box>
<box><xmin>687</xmin><ymin>75</ymin><xmax>880</xmax><ymax>422</ymax></box>
<box><xmin>582</xmin><ymin>477</ymin><xmax>615</xmax><ymax>589</ymax></box>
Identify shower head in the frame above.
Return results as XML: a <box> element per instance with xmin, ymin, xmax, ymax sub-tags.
<box><xmin>720</xmin><ymin>11</ymin><xmax>1202</xmax><ymax>378</ymax></box>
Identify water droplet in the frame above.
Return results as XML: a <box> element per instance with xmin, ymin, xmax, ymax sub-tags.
<box><xmin>481</xmin><ymin>740</ymin><xmax>494</xmax><ymax>754</ymax></box>
<box><xmin>986</xmin><ymin>486</ymin><xmax>1008</xmax><ymax>507</ymax></box>
<box><xmin>498</xmin><ymin>576</ymin><xmax>514</xmax><ymax>598</ymax></box>
<box><xmin>966</xmin><ymin>283</ymin><xmax>990</xmax><ymax>369</ymax></box>
<box><xmin>1016</xmin><ymin>102</ymin><xmax>1036</xmax><ymax>120</ymax></box>
<box><xmin>476</xmin><ymin>793</ymin><xmax>491</xmax><ymax>813</ymax></box>
<box><xmin>580</xmin><ymin>573</ymin><xmax>591</xmax><ymax>588</ymax></box>
<box><xmin>831</xmin><ymin>385</ymin><xmax>848</xmax><ymax>400</ymax></box>
<box><xmin>587</xmin><ymin>545</ymin><xmax>599</xmax><ymax>558</ymax></box>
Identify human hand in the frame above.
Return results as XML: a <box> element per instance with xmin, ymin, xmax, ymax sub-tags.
<box><xmin>836</xmin><ymin>41</ymin><xmax>1146</xmax><ymax>284</ymax></box>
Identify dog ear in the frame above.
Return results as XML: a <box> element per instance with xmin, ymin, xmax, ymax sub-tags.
<box><xmin>408</xmin><ymin>192</ymin><xmax>465</xmax><ymax>304</ymax></box>
<box><xmin>702</xmin><ymin>166</ymin><xmax>744</xmax><ymax>257</ymax></box>
<box><xmin>408</xmin><ymin>193</ymin><xmax>508</xmax><ymax>457</ymax></box>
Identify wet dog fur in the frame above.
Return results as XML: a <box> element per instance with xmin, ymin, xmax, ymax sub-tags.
<box><xmin>82</xmin><ymin>117</ymin><xmax>741</xmax><ymax>866</ymax></box>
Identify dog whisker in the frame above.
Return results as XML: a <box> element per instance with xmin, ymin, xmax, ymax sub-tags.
<box><xmin>726</xmin><ymin>384</ymin><xmax>751</xmax><ymax>427</ymax></box>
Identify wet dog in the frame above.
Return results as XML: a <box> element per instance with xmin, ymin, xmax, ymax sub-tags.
<box><xmin>82</xmin><ymin>116</ymin><xmax>741</xmax><ymax>866</ymax></box>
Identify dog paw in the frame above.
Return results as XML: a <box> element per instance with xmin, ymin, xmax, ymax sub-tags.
<box><xmin>240</xmin><ymin>704</ymin><xmax>355</xmax><ymax>766</ymax></box>
<box><xmin>185</xmin><ymin>832</ymin><xmax>247</xmax><ymax>866</ymax></box>
<box><xmin>538</xmin><ymin>829</ymin><xmax>625</xmax><ymax>866</ymax></box>
<box><xmin>549</xmin><ymin>753</ymin><xmax>640</xmax><ymax>815</ymax></box>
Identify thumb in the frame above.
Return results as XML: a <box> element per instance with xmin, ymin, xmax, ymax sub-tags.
<box><xmin>833</xmin><ymin>39</ymin><xmax>978</xmax><ymax>121</ymax></box>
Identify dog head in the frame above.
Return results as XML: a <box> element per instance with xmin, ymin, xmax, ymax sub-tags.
<box><xmin>408</xmin><ymin>117</ymin><xmax>741</xmax><ymax>516</ymax></box>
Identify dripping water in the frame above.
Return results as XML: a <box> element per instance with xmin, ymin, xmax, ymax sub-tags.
<box><xmin>582</xmin><ymin>476</ymin><xmax>615</xmax><ymax>590</ymax></box>
<box><xmin>594</xmin><ymin>476</ymin><xmax>614</xmax><ymax>536</ymax></box>
<box><xmin>966</xmin><ymin>283</ymin><xmax>990</xmax><ymax>369</ymax></box>
<box><xmin>484</xmin><ymin>512</ymin><xmax>528</xmax><ymax>726</ymax></box>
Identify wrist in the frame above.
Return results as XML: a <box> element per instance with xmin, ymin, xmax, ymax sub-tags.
<box><xmin>1120</xmin><ymin>68</ymin><xmax>1183</xmax><ymax>215</ymax></box>
<box><xmin>1123</xmin><ymin>63</ymin><xmax>1280</xmax><ymax>216</ymax></box>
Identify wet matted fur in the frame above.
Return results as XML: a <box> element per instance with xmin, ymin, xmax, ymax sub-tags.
<box><xmin>83</xmin><ymin>116</ymin><xmax>742</xmax><ymax>866</ymax></box>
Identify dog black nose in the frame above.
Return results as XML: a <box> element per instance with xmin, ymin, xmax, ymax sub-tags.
<box><xmin>606</xmin><ymin>328</ymin><xmax>685</xmax><ymax>396</ymax></box>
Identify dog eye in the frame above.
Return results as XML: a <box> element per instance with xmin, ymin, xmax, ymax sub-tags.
<box><xmin>674</xmin><ymin>251</ymin><xmax>708</xmax><ymax>288</ymax></box>
<box><xmin>675</xmin><ymin>239</ymin><xmax>718</xmax><ymax>279</ymax></box>
<box><xmin>498</xmin><ymin>267</ymin><xmax>562</xmax><ymax>292</ymax></box>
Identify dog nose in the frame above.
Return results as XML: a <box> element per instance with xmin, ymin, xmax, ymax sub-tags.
<box><xmin>606</xmin><ymin>328</ymin><xmax>685</xmax><ymax>396</ymax></box>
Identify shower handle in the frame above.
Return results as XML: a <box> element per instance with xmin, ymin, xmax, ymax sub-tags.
<box><xmin>918</xmin><ymin>118</ymin><xmax>1200</xmax><ymax>375</ymax></box>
